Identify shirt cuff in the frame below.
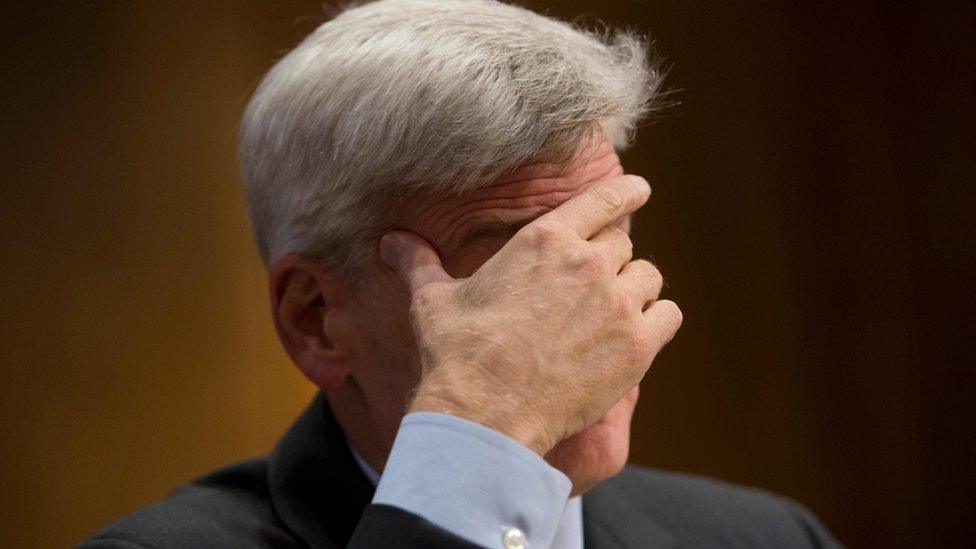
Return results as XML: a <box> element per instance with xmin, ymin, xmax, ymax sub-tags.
<box><xmin>372</xmin><ymin>412</ymin><xmax>572</xmax><ymax>548</ymax></box>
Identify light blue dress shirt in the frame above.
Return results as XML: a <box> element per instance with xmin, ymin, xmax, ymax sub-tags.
<box><xmin>350</xmin><ymin>412</ymin><xmax>584</xmax><ymax>548</ymax></box>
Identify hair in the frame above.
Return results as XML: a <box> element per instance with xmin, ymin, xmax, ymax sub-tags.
<box><xmin>239</xmin><ymin>0</ymin><xmax>666</xmax><ymax>273</ymax></box>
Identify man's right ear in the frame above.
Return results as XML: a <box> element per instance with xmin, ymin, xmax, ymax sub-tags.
<box><xmin>268</xmin><ymin>253</ymin><xmax>352</xmax><ymax>390</ymax></box>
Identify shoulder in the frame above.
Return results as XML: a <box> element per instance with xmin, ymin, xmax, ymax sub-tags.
<box><xmin>594</xmin><ymin>465</ymin><xmax>841</xmax><ymax>548</ymax></box>
<box><xmin>78</xmin><ymin>459</ymin><xmax>300</xmax><ymax>549</ymax></box>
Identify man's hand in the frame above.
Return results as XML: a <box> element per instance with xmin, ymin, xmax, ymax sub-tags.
<box><xmin>378</xmin><ymin>175</ymin><xmax>682</xmax><ymax>457</ymax></box>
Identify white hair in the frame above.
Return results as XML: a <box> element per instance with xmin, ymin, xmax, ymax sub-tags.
<box><xmin>239</xmin><ymin>0</ymin><xmax>666</xmax><ymax>273</ymax></box>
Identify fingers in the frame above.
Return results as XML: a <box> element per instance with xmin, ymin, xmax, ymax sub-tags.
<box><xmin>617</xmin><ymin>259</ymin><xmax>663</xmax><ymax>308</ymax></box>
<box><xmin>589</xmin><ymin>225</ymin><xmax>633</xmax><ymax>272</ymax></box>
<box><xmin>618</xmin><ymin>261</ymin><xmax>679</xmax><ymax>360</ymax></box>
<box><xmin>641</xmin><ymin>299</ymin><xmax>683</xmax><ymax>350</ymax></box>
<box><xmin>378</xmin><ymin>231</ymin><xmax>454</xmax><ymax>294</ymax></box>
<box><xmin>537</xmin><ymin>175</ymin><xmax>651</xmax><ymax>239</ymax></box>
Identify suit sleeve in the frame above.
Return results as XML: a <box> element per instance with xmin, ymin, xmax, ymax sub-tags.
<box><xmin>348</xmin><ymin>504</ymin><xmax>487</xmax><ymax>548</ymax></box>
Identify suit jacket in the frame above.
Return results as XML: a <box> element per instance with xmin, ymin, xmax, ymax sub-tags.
<box><xmin>80</xmin><ymin>393</ymin><xmax>840</xmax><ymax>548</ymax></box>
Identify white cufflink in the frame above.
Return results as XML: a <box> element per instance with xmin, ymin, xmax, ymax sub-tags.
<box><xmin>501</xmin><ymin>526</ymin><xmax>526</xmax><ymax>549</ymax></box>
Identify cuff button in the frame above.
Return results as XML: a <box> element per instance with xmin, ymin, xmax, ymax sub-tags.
<box><xmin>502</xmin><ymin>527</ymin><xmax>526</xmax><ymax>549</ymax></box>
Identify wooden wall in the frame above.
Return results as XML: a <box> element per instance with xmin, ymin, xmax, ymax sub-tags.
<box><xmin>1</xmin><ymin>1</ymin><xmax>972</xmax><ymax>547</ymax></box>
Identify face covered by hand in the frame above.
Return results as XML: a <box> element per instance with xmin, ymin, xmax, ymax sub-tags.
<box><xmin>338</xmin><ymin>135</ymin><xmax>675</xmax><ymax>497</ymax></box>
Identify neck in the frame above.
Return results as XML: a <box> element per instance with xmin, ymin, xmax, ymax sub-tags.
<box><xmin>324</xmin><ymin>381</ymin><xmax>400</xmax><ymax>475</ymax></box>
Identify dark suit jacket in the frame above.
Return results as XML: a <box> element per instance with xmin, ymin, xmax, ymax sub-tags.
<box><xmin>80</xmin><ymin>394</ymin><xmax>841</xmax><ymax>548</ymax></box>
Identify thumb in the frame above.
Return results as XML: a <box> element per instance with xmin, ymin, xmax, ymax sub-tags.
<box><xmin>378</xmin><ymin>231</ymin><xmax>454</xmax><ymax>293</ymax></box>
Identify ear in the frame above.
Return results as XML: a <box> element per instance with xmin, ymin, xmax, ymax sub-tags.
<box><xmin>268</xmin><ymin>253</ymin><xmax>352</xmax><ymax>390</ymax></box>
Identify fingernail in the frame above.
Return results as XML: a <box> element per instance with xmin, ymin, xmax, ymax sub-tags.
<box><xmin>378</xmin><ymin>233</ymin><xmax>402</xmax><ymax>268</ymax></box>
<box><xmin>628</xmin><ymin>175</ymin><xmax>651</xmax><ymax>196</ymax></box>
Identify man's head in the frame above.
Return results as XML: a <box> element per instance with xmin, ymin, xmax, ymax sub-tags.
<box><xmin>239</xmin><ymin>0</ymin><xmax>664</xmax><ymax>495</ymax></box>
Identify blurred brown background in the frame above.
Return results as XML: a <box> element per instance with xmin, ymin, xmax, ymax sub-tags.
<box><xmin>2</xmin><ymin>1</ymin><xmax>973</xmax><ymax>547</ymax></box>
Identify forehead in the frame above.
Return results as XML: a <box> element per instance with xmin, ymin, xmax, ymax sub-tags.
<box><xmin>405</xmin><ymin>137</ymin><xmax>625</xmax><ymax>254</ymax></box>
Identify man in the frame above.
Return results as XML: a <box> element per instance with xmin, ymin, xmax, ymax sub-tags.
<box><xmin>82</xmin><ymin>0</ymin><xmax>840</xmax><ymax>547</ymax></box>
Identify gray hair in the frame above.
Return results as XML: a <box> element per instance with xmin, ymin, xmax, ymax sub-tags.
<box><xmin>239</xmin><ymin>0</ymin><xmax>665</xmax><ymax>273</ymax></box>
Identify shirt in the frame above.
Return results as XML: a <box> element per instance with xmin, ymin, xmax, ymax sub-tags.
<box><xmin>350</xmin><ymin>412</ymin><xmax>584</xmax><ymax>549</ymax></box>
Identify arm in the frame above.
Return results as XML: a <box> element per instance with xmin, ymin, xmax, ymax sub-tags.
<box><xmin>350</xmin><ymin>413</ymin><xmax>572</xmax><ymax>548</ymax></box>
<box><xmin>349</xmin><ymin>175</ymin><xmax>679</xmax><ymax>547</ymax></box>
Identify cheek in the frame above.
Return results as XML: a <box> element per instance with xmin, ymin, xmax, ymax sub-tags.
<box><xmin>352</xmin><ymin>277</ymin><xmax>422</xmax><ymax>387</ymax></box>
<box><xmin>543</xmin><ymin>387</ymin><xmax>639</xmax><ymax>473</ymax></box>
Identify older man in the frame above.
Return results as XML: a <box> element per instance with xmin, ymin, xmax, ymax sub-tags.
<box><xmin>82</xmin><ymin>1</ymin><xmax>839</xmax><ymax>547</ymax></box>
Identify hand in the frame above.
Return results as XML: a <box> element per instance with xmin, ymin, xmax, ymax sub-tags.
<box><xmin>378</xmin><ymin>175</ymin><xmax>682</xmax><ymax>456</ymax></box>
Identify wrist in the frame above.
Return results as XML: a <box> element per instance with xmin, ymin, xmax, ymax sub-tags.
<box><xmin>408</xmin><ymin>383</ymin><xmax>555</xmax><ymax>456</ymax></box>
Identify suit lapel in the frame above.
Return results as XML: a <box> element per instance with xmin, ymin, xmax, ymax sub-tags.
<box><xmin>583</xmin><ymin>478</ymin><xmax>675</xmax><ymax>549</ymax></box>
<box><xmin>267</xmin><ymin>393</ymin><xmax>375</xmax><ymax>548</ymax></box>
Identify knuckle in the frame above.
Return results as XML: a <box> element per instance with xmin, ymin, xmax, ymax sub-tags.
<box><xmin>569</xmin><ymin>247</ymin><xmax>608</xmax><ymax>276</ymax></box>
<box><xmin>639</xmin><ymin>260</ymin><xmax>663</xmax><ymax>287</ymax></box>
<box><xmin>522</xmin><ymin>221</ymin><xmax>561</xmax><ymax>247</ymax></box>
<box><xmin>608</xmin><ymin>289</ymin><xmax>634</xmax><ymax>316</ymax></box>
<box><xmin>611</xmin><ymin>290</ymin><xmax>634</xmax><ymax>316</ymax></box>
<box><xmin>660</xmin><ymin>300</ymin><xmax>684</xmax><ymax>329</ymax></box>
<box><xmin>672</xmin><ymin>304</ymin><xmax>684</xmax><ymax>327</ymax></box>
<box><xmin>604</xmin><ymin>224</ymin><xmax>627</xmax><ymax>238</ymax></box>
<box><xmin>606</xmin><ymin>225</ymin><xmax>633</xmax><ymax>249</ymax></box>
<box><xmin>617</xmin><ymin>235</ymin><xmax>634</xmax><ymax>257</ymax></box>
<box><xmin>622</xmin><ymin>232</ymin><xmax>635</xmax><ymax>253</ymax></box>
